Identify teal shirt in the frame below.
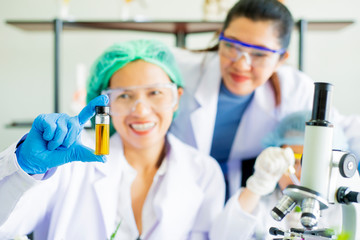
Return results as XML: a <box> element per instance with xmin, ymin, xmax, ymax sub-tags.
<box><xmin>210</xmin><ymin>82</ymin><xmax>254</xmax><ymax>176</ymax></box>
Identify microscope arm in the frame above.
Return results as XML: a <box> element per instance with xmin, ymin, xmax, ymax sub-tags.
<box><xmin>341</xmin><ymin>204</ymin><xmax>360</xmax><ymax>240</ymax></box>
<box><xmin>334</xmin><ymin>171</ymin><xmax>360</xmax><ymax>240</ymax></box>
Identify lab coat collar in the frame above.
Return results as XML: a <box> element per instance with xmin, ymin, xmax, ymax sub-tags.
<box><xmin>193</xmin><ymin>53</ymin><xmax>222</xmax><ymax>107</ymax></box>
<box><xmin>92</xmin><ymin>134</ymin><xmax>173</xmax><ymax>238</ymax></box>
<box><xmin>93</xmin><ymin>133</ymin><xmax>205</xmax><ymax>238</ymax></box>
<box><xmin>227</xmin><ymin>80</ymin><xmax>279</xmax><ymax>161</ymax></box>
<box><xmin>191</xmin><ymin>54</ymin><xmax>280</xmax><ymax>156</ymax></box>
<box><xmin>156</xmin><ymin>153</ymin><xmax>168</xmax><ymax>176</ymax></box>
<box><xmin>93</xmin><ymin>133</ymin><xmax>127</xmax><ymax>238</ymax></box>
<box><xmin>252</xmin><ymin>80</ymin><xmax>278</xmax><ymax>118</ymax></box>
<box><xmin>150</xmin><ymin>134</ymin><xmax>204</xmax><ymax>238</ymax></box>
<box><xmin>191</xmin><ymin>53</ymin><xmax>221</xmax><ymax>154</ymax></box>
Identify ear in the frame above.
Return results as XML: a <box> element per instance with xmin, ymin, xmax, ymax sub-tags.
<box><xmin>274</xmin><ymin>51</ymin><xmax>289</xmax><ymax>71</ymax></box>
<box><xmin>177</xmin><ymin>87</ymin><xmax>184</xmax><ymax>97</ymax></box>
<box><xmin>173</xmin><ymin>87</ymin><xmax>184</xmax><ymax>111</ymax></box>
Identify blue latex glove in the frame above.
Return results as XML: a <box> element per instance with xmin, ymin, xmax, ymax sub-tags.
<box><xmin>16</xmin><ymin>95</ymin><xmax>109</xmax><ymax>174</ymax></box>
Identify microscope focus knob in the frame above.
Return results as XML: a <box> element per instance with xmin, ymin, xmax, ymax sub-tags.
<box><xmin>337</xmin><ymin>187</ymin><xmax>360</xmax><ymax>204</ymax></box>
<box><xmin>269</xmin><ymin>227</ymin><xmax>284</xmax><ymax>236</ymax></box>
<box><xmin>339</xmin><ymin>153</ymin><xmax>357</xmax><ymax>178</ymax></box>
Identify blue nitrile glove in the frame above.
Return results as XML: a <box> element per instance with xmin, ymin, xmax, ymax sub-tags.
<box><xmin>16</xmin><ymin>95</ymin><xmax>109</xmax><ymax>175</ymax></box>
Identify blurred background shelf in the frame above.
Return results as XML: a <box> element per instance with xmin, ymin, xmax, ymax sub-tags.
<box><xmin>6</xmin><ymin>19</ymin><xmax>224</xmax><ymax>116</ymax></box>
<box><xmin>5</xmin><ymin>19</ymin><xmax>354</xmax><ymax>127</ymax></box>
<box><xmin>6</xmin><ymin>20</ymin><xmax>225</xmax><ymax>47</ymax></box>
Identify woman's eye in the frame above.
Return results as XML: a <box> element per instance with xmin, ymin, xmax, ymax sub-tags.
<box><xmin>225</xmin><ymin>42</ymin><xmax>235</xmax><ymax>49</ymax></box>
<box><xmin>251</xmin><ymin>52</ymin><xmax>267</xmax><ymax>58</ymax></box>
<box><xmin>117</xmin><ymin>93</ymin><xmax>131</xmax><ymax>100</ymax></box>
<box><xmin>150</xmin><ymin>90</ymin><xmax>161</xmax><ymax>96</ymax></box>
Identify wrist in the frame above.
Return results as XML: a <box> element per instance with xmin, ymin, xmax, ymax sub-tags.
<box><xmin>238</xmin><ymin>188</ymin><xmax>261</xmax><ymax>214</ymax></box>
<box><xmin>15</xmin><ymin>133</ymin><xmax>34</xmax><ymax>175</ymax></box>
<box><xmin>246</xmin><ymin>174</ymin><xmax>277</xmax><ymax>196</ymax></box>
<box><xmin>15</xmin><ymin>133</ymin><xmax>28</xmax><ymax>162</ymax></box>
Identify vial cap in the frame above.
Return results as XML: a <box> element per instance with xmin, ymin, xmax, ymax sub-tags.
<box><xmin>95</xmin><ymin>106</ymin><xmax>110</xmax><ymax>114</ymax></box>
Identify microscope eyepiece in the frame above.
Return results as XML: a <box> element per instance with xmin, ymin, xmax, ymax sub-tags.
<box><xmin>307</xmin><ymin>82</ymin><xmax>333</xmax><ymax>127</ymax></box>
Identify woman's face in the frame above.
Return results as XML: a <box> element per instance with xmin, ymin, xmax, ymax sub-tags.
<box><xmin>219</xmin><ymin>17</ymin><xmax>288</xmax><ymax>95</ymax></box>
<box><xmin>109</xmin><ymin>60</ymin><xmax>182</xmax><ymax>151</ymax></box>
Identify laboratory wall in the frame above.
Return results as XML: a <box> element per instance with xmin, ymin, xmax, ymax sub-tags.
<box><xmin>1</xmin><ymin>0</ymin><xmax>360</xmax><ymax>150</ymax></box>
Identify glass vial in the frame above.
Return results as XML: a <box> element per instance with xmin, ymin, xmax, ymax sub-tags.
<box><xmin>95</xmin><ymin>106</ymin><xmax>110</xmax><ymax>155</ymax></box>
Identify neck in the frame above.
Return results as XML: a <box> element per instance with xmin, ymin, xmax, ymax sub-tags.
<box><xmin>124</xmin><ymin>141</ymin><xmax>166</xmax><ymax>174</ymax></box>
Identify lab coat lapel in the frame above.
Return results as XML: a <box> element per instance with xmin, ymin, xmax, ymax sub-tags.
<box><xmin>190</xmin><ymin>56</ymin><xmax>221</xmax><ymax>154</ymax></box>
<box><xmin>229</xmin><ymin>81</ymin><xmax>279</xmax><ymax>161</ymax></box>
<box><xmin>152</xmin><ymin>135</ymin><xmax>204</xmax><ymax>237</ymax></box>
<box><xmin>93</xmin><ymin>134</ymin><xmax>124</xmax><ymax>238</ymax></box>
<box><xmin>225</xmin><ymin>81</ymin><xmax>280</xmax><ymax>195</ymax></box>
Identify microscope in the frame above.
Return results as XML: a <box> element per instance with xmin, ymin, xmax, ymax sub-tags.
<box><xmin>270</xmin><ymin>82</ymin><xmax>360</xmax><ymax>240</ymax></box>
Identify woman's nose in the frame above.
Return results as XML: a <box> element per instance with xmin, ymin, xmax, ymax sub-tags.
<box><xmin>232</xmin><ymin>53</ymin><xmax>252</xmax><ymax>70</ymax></box>
<box><xmin>130</xmin><ymin>99</ymin><xmax>152</xmax><ymax>115</ymax></box>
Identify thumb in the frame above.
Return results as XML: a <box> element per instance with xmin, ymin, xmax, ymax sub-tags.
<box><xmin>282</xmin><ymin>147</ymin><xmax>295</xmax><ymax>167</ymax></box>
<box><xmin>78</xmin><ymin>95</ymin><xmax>109</xmax><ymax>126</ymax></box>
<box><xmin>70</xmin><ymin>143</ymin><xmax>107</xmax><ymax>163</ymax></box>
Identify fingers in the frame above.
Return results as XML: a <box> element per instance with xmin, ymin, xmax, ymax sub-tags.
<box><xmin>47</xmin><ymin>114</ymin><xmax>70</xmax><ymax>150</ymax></box>
<box><xmin>78</xmin><ymin>95</ymin><xmax>109</xmax><ymax>126</ymax></box>
<box><xmin>283</xmin><ymin>147</ymin><xmax>295</xmax><ymax>166</ymax></box>
<box><xmin>256</xmin><ymin>147</ymin><xmax>279</xmax><ymax>169</ymax></box>
<box><xmin>70</xmin><ymin>143</ymin><xmax>107</xmax><ymax>163</ymax></box>
<box><xmin>256</xmin><ymin>147</ymin><xmax>294</xmax><ymax>174</ymax></box>
<box><xmin>33</xmin><ymin>113</ymin><xmax>81</xmax><ymax>151</ymax></box>
<box><xmin>268</xmin><ymin>147</ymin><xmax>284</xmax><ymax>172</ymax></box>
<box><xmin>33</xmin><ymin>114</ymin><xmax>58</xmax><ymax>141</ymax></box>
<box><xmin>63</xmin><ymin>117</ymin><xmax>81</xmax><ymax>148</ymax></box>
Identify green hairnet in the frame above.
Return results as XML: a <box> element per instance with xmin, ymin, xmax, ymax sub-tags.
<box><xmin>86</xmin><ymin>39</ymin><xmax>184</xmax><ymax>135</ymax></box>
<box><xmin>262</xmin><ymin>110</ymin><xmax>349</xmax><ymax>150</ymax></box>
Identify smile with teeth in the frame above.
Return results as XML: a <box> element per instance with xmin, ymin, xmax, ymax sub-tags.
<box><xmin>130</xmin><ymin>122</ymin><xmax>156</xmax><ymax>132</ymax></box>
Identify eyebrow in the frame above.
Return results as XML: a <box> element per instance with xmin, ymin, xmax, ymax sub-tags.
<box><xmin>220</xmin><ymin>32</ymin><xmax>286</xmax><ymax>54</ymax></box>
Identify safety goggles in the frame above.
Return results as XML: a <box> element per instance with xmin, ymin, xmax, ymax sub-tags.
<box><xmin>218</xmin><ymin>32</ymin><xmax>285</xmax><ymax>67</ymax></box>
<box><xmin>102</xmin><ymin>83</ymin><xmax>178</xmax><ymax>116</ymax></box>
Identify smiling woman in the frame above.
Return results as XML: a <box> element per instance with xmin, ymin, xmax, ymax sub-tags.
<box><xmin>0</xmin><ymin>39</ymin><xmax>225</xmax><ymax>240</ymax></box>
<box><xmin>105</xmin><ymin>60</ymin><xmax>181</xmax><ymax>152</ymax></box>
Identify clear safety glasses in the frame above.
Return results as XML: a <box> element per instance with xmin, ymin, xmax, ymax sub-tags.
<box><xmin>102</xmin><ymin>83</ymin><xmax>178</xmax><ymax>116</ymax></box>
<box><xmin>218</xmin><ymin>32</ymin><xmax>285</xmax><ymax>68</ymax></box>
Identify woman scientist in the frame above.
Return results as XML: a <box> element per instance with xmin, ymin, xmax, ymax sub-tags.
<box><xmin>0</xmin><ymin>39</ymin><xmax>225</xmax><ymax>240</ymax></box>
<box><xmin>170</xmin><ymin>0</ymin><xmax>360</xmax><ymax>199</ymax></box>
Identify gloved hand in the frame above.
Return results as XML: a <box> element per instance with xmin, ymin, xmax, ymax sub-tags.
<box><xmin>16</xmin><ymin>95</ymin><xmax>109</xmax><ymax>175</ymax></box>
<box><xmin>246</xmin><ymin>147</ymin><xmax>295</xmax><ymax>196</ymax></box>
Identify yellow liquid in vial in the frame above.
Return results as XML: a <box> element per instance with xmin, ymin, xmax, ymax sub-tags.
<box><xmin>95</xmin><ymin>124</ymin><xmax>109</xmax><ymax>155</ymax></box>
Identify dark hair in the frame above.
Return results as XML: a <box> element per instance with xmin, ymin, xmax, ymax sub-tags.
<box><xmin>223</xmin><ymin>0</ymin><xmax>294</xmax><ymax>49</ymax></box>
<box><xmin>194</xmin><ymin>0</ymin><xmax>291</xmax><ymax>106</ymax></box>
<box><xmin>200</xmin><ymin>0</ymin><xmax>294</xmax><ymax>52</ymax></box>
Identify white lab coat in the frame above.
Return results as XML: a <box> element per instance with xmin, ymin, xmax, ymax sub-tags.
<box><xmin>170</xmin><ymin>48</ymin><xmax>315</xmax><ymax>195</ymax></box>
<box><xmin>0</xmin><ymin>132</ymin><xmax>225</xmax><ymax>240</ymax></box>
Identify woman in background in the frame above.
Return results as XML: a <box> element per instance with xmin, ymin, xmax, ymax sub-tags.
<box><xmin>170</xmin><ymin>0</ymin><xmax>360</xmax><ymax>200</ymax></box>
